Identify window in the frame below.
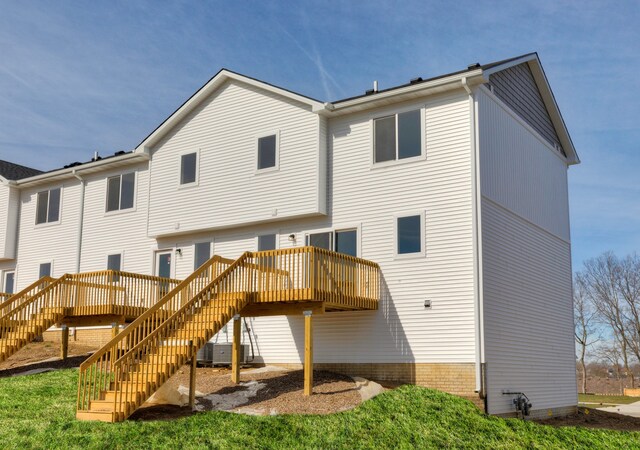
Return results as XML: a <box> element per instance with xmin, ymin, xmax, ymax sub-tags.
<box><xmin>39</xmin><ymin>263</ymin><xmax>52</xmax><ymax>278</ymax></box>
<box><xmin>194</xmin><ymin>242</ymin><xmax>211</xmax><ymax>270</ymax></box>
<box><xmin>258</xmin><ymin>234</ymin><xmax>277</xmax><ymax>251</ymax></box>
<box><xmin>257</xmin><ymin>134</ymin><xmax>277</xmax><ymax>170</ymax></box>
<box><xmin>180</xmin><ymin>152</ymin><xmax>197</xmax><ymax>185</ymax></box>
<box><xmin>374</xmin><ymin>109</ymin><xmax>422</xmax><ymax>163</ymax></box>
<box><xmin>106</xmin><ymin>172</ymin><xmax>135</xmax><ymax>212</ymax></box>
<box><xmin>306</xmin><ymin>229</ymin><xmax>358</xmax><ymax>257</ymax></box>
<box><xmin>3</xmin><ymin>272</ymin><xmax>15</xmax><ymax>295</ymax></box>
<box><xmin>107</xmin><ymin>254</ymin><xmax>122</xmax><ymax>271</ymax></box>
<box><xmin>396</xmin><ymin>214</ymin><xmax>424</xmax><ymax>256</ymax></box>
<box><xmin>35</xmin><ymin>188</ymin><xmax>61</xmax><ymax>224</ymax></box>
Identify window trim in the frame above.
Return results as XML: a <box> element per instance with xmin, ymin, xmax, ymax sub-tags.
<box><xmin>193</xmin><ymin>240</ymin><xmax>213</xmax><ymax>270</ymax></box>
<box><xmin>3</xmin><ymin>271</ymin><xmax>15</xmax><ymax>295</ymax></box>
<box><xmin>393</xmin><ymin>211</ymin><xmax>426</xmax><ymax>259</ymax></box>
<box><xmin>34</xmin><ymin>186</ymin><xmax>63</xmax><ymax>227</ymax></box>
<box><xmin>106</xmin><ymin>252</ymin><xmax>124</xmax><ymax>271</ymax></box>
<box><xmin>371</xmin><ymin>105</ymin><xmax>426</xmax><ymax>169</ymax></box>
<box><xmin>105</xmin><ymin>171</ymin><xmax>137</xmax><ymax>215</ymax></box>
<box><xmin>256</xmin><ymin>232</ymin><xmax>279</xmax><ymax>252</ymax></box>
<box><xmin>178</xmin><ymin>149</ymin><xmax>200</xmax><ymax>188</ymax></box>
<box><xmin>255</xmin><ymin>130</ymin><xmax>280</xmax><ymax>174</ymax></box>
<box><xmin>38</xmin><ymin>261</ymin><xmax>54</xmax><ymax>278</ymax></box>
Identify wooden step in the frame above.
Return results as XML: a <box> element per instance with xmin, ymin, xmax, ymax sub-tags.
<box><xmin>102</xmin><ymin>390</ymin><xmax>142</xmax><ymax>403</ymax></box>
<box><xmin>89</xmin><ymin>399</ymin><xmax>134</xmax><ymax>413</ymax></box>
<box><xmin>76</xmin><ymin>410</ymin><xmax>123</xmax><ymax>423</ymax></box>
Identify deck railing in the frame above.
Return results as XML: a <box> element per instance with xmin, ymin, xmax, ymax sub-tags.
<box><xmin>76</xmin><ymin>247</ymin><xmax>380</xmax><ymax>417</ymax></box>
<box><xmin>0</xmin><ymin>271</ymin><xmax>180</xmax><ymax>356</ymax></box>
<box><xmin>0</xmin><ymin>293</ymin><xmax>10</xmax><ymax>302</ymax></box>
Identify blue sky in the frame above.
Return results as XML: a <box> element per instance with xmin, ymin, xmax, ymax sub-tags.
<box><xmin>0</xmin><ymin>1</ymin><xmax>638</xmax><ymax>269</ymax></box>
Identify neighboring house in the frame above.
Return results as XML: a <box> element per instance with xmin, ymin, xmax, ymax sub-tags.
<box><xmin>0</xmin><ymin>52</ymin><xmax>579</xmax><ymax>417</ymax></box>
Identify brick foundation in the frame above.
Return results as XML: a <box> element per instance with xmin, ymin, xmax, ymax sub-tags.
<box><xmin>268</xmin><ymin>362</ymin><xmax>480</xmax><ymax>402</ymax></box>
<box><xmin>43</xmin><ymin>327</ymin><xmax>114</xmax><ymax>348</ymax></box>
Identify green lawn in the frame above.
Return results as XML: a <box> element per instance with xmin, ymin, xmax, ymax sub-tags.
<box><xmin>578</xmin><ymin>394</ymin><xmax>638</xmax><ymax>406</ymax></box>
<box><xmin>1</xmin><ymin>369</ymin><xmax>639</xmax><ymax>449</ymax></box>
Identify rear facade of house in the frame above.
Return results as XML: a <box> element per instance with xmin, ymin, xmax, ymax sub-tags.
<box><xmin>0</xmin><ymin>53</ymin><xmax>578</xmax><ymax>417</ymax></box>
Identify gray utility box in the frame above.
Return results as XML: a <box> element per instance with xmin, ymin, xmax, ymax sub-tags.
<box><xmin>197</xmin><ymin>342</ymin><xmax>249</xmax><ymax>366</ymax></box>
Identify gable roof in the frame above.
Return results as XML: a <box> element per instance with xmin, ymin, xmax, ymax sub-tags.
<box><xmin>134</xmin><ymin>69</ymin><xmax>326</xmax><ymax>153</ymax></box>
<box><xmin>0</xmin><ymin>160</ymin><xmax>42</xmax><ymax>183</ymax></box>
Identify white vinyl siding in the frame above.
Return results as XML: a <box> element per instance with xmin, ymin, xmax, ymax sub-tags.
<box><xmin>477</xmin><ymin>87</ymin><xmax>576</xmax><ymax>414</ymax></box>
<box><xmin>147</xmin><ymin>80</ymin><xmax>325</xmax><ymax>237</ymax></box>
<box><xmin>0</xmin><ymin>185</ymin><xmax>20</xmax><ymax>260</ymax></box>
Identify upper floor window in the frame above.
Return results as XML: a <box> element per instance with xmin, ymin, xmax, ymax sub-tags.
<box><xmin>180</xmin><ymin>152</ymin><xmax>197</xmax><ymax>185</ymax></box>
<box><xmin>374</xmin><ymin>109</ymin><xmax>422</xmax><ymax>163</ymax></box>
<box><xmin>396</xmin><ymin>213</ymin><xmax>424</xmax><ymax>257</ymax></box>
<box><xmin>36</xmin><ymin>188</ymin><xmax>61</xmax><ymax>224</ymax></box>
<box><xmin>257</xmin><ymin>134</ymin><xmax>278</xmax><ymax>171</ymax></box>
<box><xmin>106</xmin><ymin>172</ymin><xmax>135</xmax><ymax>212</ymax></box>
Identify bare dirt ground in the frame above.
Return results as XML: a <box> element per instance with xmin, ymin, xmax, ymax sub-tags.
<box><xmin>536</xmin><ymin>407</ymin><xmax>640</xmax><ymax>432</ymax></box>
<box><xmin>0</xmin><ymin>341</ymin><xmax>97</xmax><ymax>376</ymax></box>
<box><xmin>130</xmin><ymin>367</ymin><xmax>366</xmax><ymax>420</ymax></box>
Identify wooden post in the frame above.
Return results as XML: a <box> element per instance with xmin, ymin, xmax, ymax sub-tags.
<box><xmin>231</xmin><ymin>315</ymin><xmax>241</xmax><ymax>384</ymax></box>
<box><xmin>60</xmin><ymin>325</ymin><xmax>69</xmax><ymax>360</ymax></box>
<box><xmin>189</xmin><ymin>340</ymin><xmax>196</xmax><ymax>411</ymax></box>
<box><xmin>111</xmin><ymin>322</ymin><xmax>119</xmax><ymax>338</ymax></box>
<box><xmin>304</xmin><ymin>310</ymin><xmax>313</xmax><ymax>396</ymax></box>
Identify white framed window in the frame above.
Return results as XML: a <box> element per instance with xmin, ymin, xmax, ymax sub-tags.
<box><xmin>257</xmin><ymin>234</ymin><xmax>277</xmax><ymax>251</ymax></box>
<box><xmin>35</xmin><ymin>187</ymin><xmax>61</xmax><ymax>225</ymax></box>
<box><xmin>39</xmin><ymin>262</ymin><xmax>53</xmax><ymax>278</ymax></box>
<box><xmin>194</xmin><ymin>241</ymin><xmax>212</xmax><ymax>270</ymax></box>
<box><xmin>256</xmin><ymin>132</ymin><xmax>279</xmax><ymax>172</ymax></box>
<box><xmin>373</xmin><ymin>108</ymin><xmax>424</xmax><ymax>165</ymax></box>
<box><xmin>180</xmin><ymin>151</ymin><xmax>198</xmax><ymax>186</ymax></box>
<box><xmin>394</xmin><ymin>212</ymin><xmax>425</xmax><ymax>258</ymax></box>
<box><xmin>106</xmin><ymin>172</ymin><xmax>135</xmax><ymax>212</ymax></box>
<box><xmin>305</xmin><ymin>228</ymin><xmax>359</xmax><ymax>257</ymax></box>
<box><xmin>107</xmin><ymin>253</ymin><xmax>122</xmax><ymax>271</ymax></box>
<box><xmin>3</xmin><ymin>271</ymin><xmax>15</xmax><ymax>294</ymax></box>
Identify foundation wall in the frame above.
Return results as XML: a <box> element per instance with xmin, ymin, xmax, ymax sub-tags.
<box><xmin>496</xmin><ymin>405</ymin><xmax>578</xmax><ymax>420</ymax></box>
<box><xmin>43</xmin><ymin>327</ymin><xmax>114</xmax><ymax>348</ymax></box>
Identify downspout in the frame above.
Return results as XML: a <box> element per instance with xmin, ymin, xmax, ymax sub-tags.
<box><xmin>462</xmin><ymin>77</ymin><xmax>487</xmax><ymax>410</ymax></box>
<box><xmin>72</xmin><ymin>170</ymin><xmax>86</xmax><ymax>273</ymax></box>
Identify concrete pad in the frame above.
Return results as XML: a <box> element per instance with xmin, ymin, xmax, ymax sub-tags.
<box><xmin>598</xmin><ymin>401</ymin><xmax>640</xmax><ymax>418</ymax></box>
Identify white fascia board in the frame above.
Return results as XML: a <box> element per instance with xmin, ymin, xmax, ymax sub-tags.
<box><xmin>135</xmin><ymin>70</ymin><xmax>325</xmax><ymax>153</ymax></box>
<box><xmin>325</xmin><ymin>69</ymin><xmax>486</xmax><ymax>114</ymax></box>
<box><xmin>15</xmin><ymin>152</ymin><xmax>148</xmax><ymax>188</ymax></box>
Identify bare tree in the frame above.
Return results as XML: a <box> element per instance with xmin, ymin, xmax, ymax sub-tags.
<box><xmin>574</xmin><ymin>274</ymin><xmax>600</xmax><ymax>393</ymax></box>
<box><xmin>580</xmin><ymin>252</ymin><xmax>635</xmax><ymax>388</ymax></box>
<box><xmin>595</xmin><ymin>341</ymin><xmax>625</xmax><ymax>395</ymax></box>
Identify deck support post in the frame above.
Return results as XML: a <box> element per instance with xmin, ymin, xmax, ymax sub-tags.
<box><xmin>189</xmin><ymin>340</ymin><xmax>196</xmax><ymax>410</ymax></box>
<box><xmin>60</xmin><ymin>325</ymin><xmax>69</xmax><ymax>360</ymax></box>
<box><xmin>111</xmin><ymin>322</ymin><xmax>119</xmax><ymax>338</ymax></box>
<box><xmin>304</xmin><ymin>310</ymin><xmax>313</xmax><ymax>396</ymax></box>
<box><xmin>231</xmin><ymin>315</ymin><xmax>241</xmax><ymax>384</ymax></box>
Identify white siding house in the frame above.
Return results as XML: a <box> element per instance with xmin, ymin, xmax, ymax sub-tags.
<box><xmin>0</xmin><ymin>53</ymin><xmax>579</xmax><ymax>417</ymax></box>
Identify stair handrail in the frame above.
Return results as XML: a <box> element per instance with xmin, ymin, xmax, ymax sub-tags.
<box><xmin>0</xmin><ymin>276</ymin><xmax>55</xmax><ymax>320</ymax></box>
<box><xmin>76</xmin><ymin>255</ymin><xmax>234</xmax><ymax>411</ymax></box>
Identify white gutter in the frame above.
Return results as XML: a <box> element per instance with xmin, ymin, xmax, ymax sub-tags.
<box><xmin>15</xmin><ymin>152</ymin><xmax>147</xmax><ymax>187</ymax></box>
<box><xmin>71</xmin><ymin>169</ymin><xmax>86</xmax><ymax>274</ymax></box>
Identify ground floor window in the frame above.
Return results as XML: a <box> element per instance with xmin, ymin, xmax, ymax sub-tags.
<box><xmin>39</xmin><ymin>262</ymin><xmax>52</xmax><ymax>278</ymax></box>
<box><xmin>3</xmin><ymin>271</ymin><xmax>15</xmax><ymax>294</ymax></box>
<box><xmin>194</xmin><ymin>242</ymin><xmax>211</xmax><ymax>270</ymax></box>
<box><xmin>306</xmin><ymin>229</ymin><xmax>358</xmax><ymax>257</ymax></box>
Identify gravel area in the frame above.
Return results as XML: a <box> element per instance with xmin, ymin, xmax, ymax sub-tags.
<box><xmin>131</xmin><ymin>366</ymin><xmax>366</xmax><ymax>420</ymax></box>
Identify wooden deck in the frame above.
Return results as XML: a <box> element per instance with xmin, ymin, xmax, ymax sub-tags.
<box><xmin>75</xmin><ymin>246</ymin><xmax>381</xmax><ymax>422</ymax></box>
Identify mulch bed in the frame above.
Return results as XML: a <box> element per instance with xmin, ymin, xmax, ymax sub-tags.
<box><xmin>536</xmin><ymin>407</ymin><xmax>640</xmax><ymax>432</ymax></box>
<box><xmin>130</xmin><ymin>368</ymin><xmax>363</xmax><ymax>420</ymax></box>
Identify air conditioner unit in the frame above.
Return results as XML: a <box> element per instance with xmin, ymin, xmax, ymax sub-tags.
<box><xmin>197</xmin><ymin>342</ymin><xmax>249</xmax><ymax>366</ymax></box>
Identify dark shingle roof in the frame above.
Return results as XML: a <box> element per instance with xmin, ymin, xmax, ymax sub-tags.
<box><xmin>0</xmin><ymin>160</ymin><xmax>43</xmax><ymax>181</ymax></box>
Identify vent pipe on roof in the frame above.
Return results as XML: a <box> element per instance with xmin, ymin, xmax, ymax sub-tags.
<box><xmin>93</xmin><ymin>151</ymin><xmax>99</xmax><ymax>161</ymax></box>
<box><xmin>373</xmin><ymin>80</ymin><xmax>378</xmax><ymax>92</ymax></box>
